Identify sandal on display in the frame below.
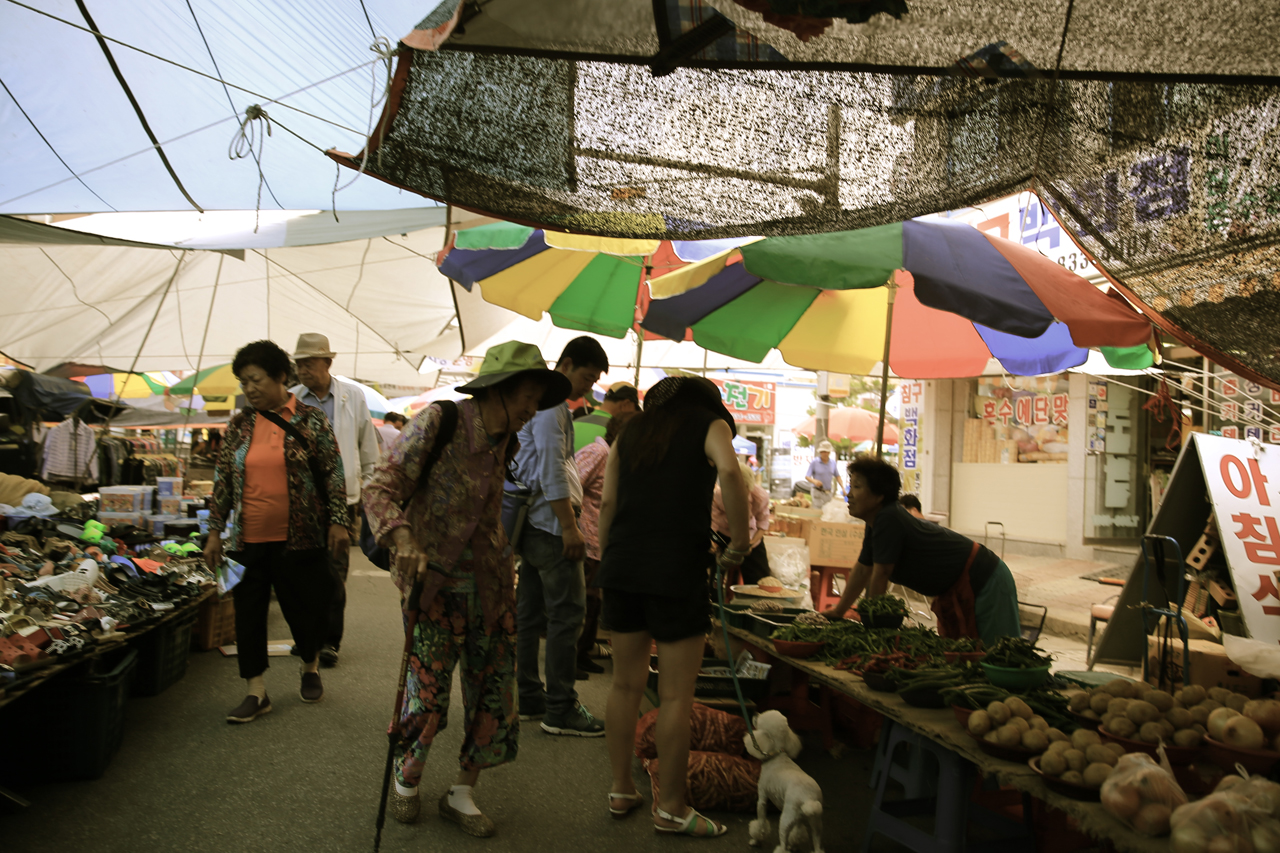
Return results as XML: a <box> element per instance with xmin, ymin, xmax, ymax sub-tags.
<box><xmin>653</xmin><ymin>805</ymin><xmax>728</xmax><ymax>838</ymax></box>
<box><xmin>609</xmin><ymin>792</ymin><xmax>644</xmax><ymax>819</ymax></box>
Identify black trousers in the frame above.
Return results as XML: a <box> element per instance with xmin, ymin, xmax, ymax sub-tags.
<box><xmin>324</xmin><ymin>506</ymin><xmax>360</xmax><ymax>650</ymax></box>
<box><xmin>231</xmin><ymin>542</ymin><xmax>332</xmax><ymax>679</ymax></box>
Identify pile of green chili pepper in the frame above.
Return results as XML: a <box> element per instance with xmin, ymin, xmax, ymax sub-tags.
<box><xmin>856</xmin><ymin>594</ymin><xmax>908</xmax><ymax>617</ymax></box>
<box><xmin>769</xmin><ymin>620</ymin><xmax>985</xmax><ymax>675</ymax></box>
<box><xmin>982</xmin><ymin>635</ymin><xmax>1053</xmax><ymax>668</ymax></box>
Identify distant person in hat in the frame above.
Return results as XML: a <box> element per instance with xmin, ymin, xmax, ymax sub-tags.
<box><xmin>289</xmin><ymin>332</ymin><xmax>380</xmax><ymax>667</ymax></box>
<box><xmin>363</xmin><ymin>341</ymin><xmax>570</xmax><ymax>836</ymax></box>
<box><xmin>822</xmin><ymin>457</ymin><xmax>1020</xmax><ymax>649</ymax></box>
<box><xmin>573</xmin><ymin>381</ymin><xmax>640</xmax><ymax>453</ymax></box>
<box><xmin>205</xmin><ymin>340</ymin><xmax>351</xmax><ymax>722</ymax></box>
<box><xmin>511</xmin><ymin>335</ymin><xmax>610</xmax><ymax>737</ymax></box>
<box><xmin>805</xmin><ymin>439</ymin><xmax>842</xmax><ymax>508</ymax></box>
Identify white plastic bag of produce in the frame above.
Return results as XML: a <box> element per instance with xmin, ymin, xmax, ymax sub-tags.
<box><xmin>1169</xmin><ymin>780</ymin><xmax>1280</xmax><ymax>853</ymax></box>
<box><xmin>1100</xmin><ymin>751</ymin><xmax>1188</xmax><ymax>836</ymax></box>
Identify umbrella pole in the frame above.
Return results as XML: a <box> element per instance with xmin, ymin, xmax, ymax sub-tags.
<box><xmin>874</xmin><ymin>279</ymin><xmax>898</xmax><ymax>460</ymax></box>
<box><xmin>634</xmin><ymin>332</ymin><xmax>643</xmax><ymax>387</ymax></box>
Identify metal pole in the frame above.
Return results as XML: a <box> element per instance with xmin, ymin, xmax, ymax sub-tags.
<box><xmin>874</xmin><ymin>279</ymin><xmax>898</xmax><ymax>459</ymax></box>
<box><xmin>634</xmin><ymin>333</ymin><xmax>643</xmax><ymax>388</ymax></box>
<box><xmin>815</xmin><ymin>371</ymin><xmax>830</xmax><ymax>442</ymax></box>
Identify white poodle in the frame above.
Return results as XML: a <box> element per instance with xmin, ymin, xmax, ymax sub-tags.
<box><xmin>744</xmin><ymin>710</ymin><xmax>824</xmax><ymax>853</ymax></box>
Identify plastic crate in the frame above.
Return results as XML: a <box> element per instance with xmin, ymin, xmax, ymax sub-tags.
<box><xmin>646</xmin><ymin>655</ymin><xmax>770</xmax><ymax>703</ymax></box>
<box><xmin>132</xmin><ymin>608</ymin><xmax>198</xmax><ymax>697</ymax></box>
<box><xmin>749</xmin><ymin>611</ymin><xmax>803</xmax><ymax>639</ymax></box>
<box><xmin>0</xmin><ymin>647</ymin><xmax>138</xmax><ymax>782</ymax></box>
<box><xmin>193</xmin><ymin>593</ymin><xmax>236</xmax><ymax>651</ymax></box>
<box><xmin>717</xmin><ymin>602</ymin><xmax>755</xmax><ymax>631</ymax></box>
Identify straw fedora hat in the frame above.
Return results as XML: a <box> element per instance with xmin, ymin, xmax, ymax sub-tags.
<box><xmin>292</xmin><ymin>333</ymin><xmax>336</xmax><ymax>360</ymax></box>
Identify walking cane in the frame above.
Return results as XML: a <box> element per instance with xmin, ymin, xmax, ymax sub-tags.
<box><xmin>373</xmin><ymin>574</ymin><xmax>425</xmax><ymax>853</ymax></box>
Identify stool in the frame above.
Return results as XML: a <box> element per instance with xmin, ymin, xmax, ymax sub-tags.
<box><xmin>1086</xmin><ymin>602</ymin><xmax>1116</xmax><ymax>670</ymax></box>
<box><xmin>862</xmin><ymin>722</ymin><xmax>974</xmax><ymax>853</ymax></box>
<box><xmin>868</xmin><ymin>717</ymin><xmax>935</xmax><ymax>799</ymax></box>
<box><xmin>811</xmin><ymin>565</ymin><xmax>848</xmax><ymax>611</ymax></box>
<box><xmin>863</xmin><ymin>721</ymin><xmax>1033</xmax><ymax>853</ymax></box>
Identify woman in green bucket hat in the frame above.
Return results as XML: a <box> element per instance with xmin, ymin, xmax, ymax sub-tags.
<box><xmin>363</xmin><ymin>341</ymin><xmax>569</xmax><ymax>837</ymax></box>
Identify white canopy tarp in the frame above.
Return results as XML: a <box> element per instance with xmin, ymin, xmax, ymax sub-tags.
<box><xmin>1</xmin><ymin>0</ymin><xmax>430</xmax><ymax>214</ymax></box>
<box><xmin>0</xmin><ymin>214</ymin><xmax>475</xmax><ymax>384</ymax></box>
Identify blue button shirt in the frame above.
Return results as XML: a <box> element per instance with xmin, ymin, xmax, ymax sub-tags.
<box><xmin>513</xmin><ymin>402</ymin><xmax>582</xmax><ymax>537</ymax></box>
<box><xmin>297</xmin><ymin>385</ymin><xmax>336</xmax><ymax>424</ymax></box>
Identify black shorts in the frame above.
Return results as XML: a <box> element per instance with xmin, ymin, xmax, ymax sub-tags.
<box><xmin>601</xmin><ymin>588</ymin><xmax>710</xmax><ymax>643</ymax></box>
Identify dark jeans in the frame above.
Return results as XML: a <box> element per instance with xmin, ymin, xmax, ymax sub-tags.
<box><xmin>231</xmin><ymin>541</ymin><xmax>332</xmax><ymax>680</ymax></box>
<box><xmin>577</xmin><ymin>557</ymin><xmax>602</xmax><ymax>664</ymax></box>
<box><xmin>516</xmin><ymin>526</ymin><xmax>586</xmax><ymax>717</ymax></box>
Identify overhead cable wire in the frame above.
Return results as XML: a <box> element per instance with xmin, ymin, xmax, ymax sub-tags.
<box><xmin>75</xmin><ymin>0</ymin><xmax>204</xmax><ymax>212</ymax></box>
<box><xmin>0</xmin><ymin>76</ymin><xmax>116</xmax><ymax>211</ymax></box>
<box><xmin>5</xmin><ymin>0</ymin><xmax>380</xmax><ymax>133</ymax></box>
<box><xmin>185</xmin><ymin>0</ymin><xmax>281</xmax><ymax>211</ymax></box>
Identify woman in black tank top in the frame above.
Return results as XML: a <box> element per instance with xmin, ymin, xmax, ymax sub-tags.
<box><xmin>595</xmin><ymin>377</ymin><xmax>750</xmax><ymax>837</ymax></box>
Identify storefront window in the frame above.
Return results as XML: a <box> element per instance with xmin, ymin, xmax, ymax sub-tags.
<box><xmin>964</xmin><ymin>374</ymin><xmax>1070</xmax><ymax>464</ymax></box>
<box><xmin>1084</xmin><ymin>381</ymin><xmax>1142</xmax><ymax>539</ymax></box>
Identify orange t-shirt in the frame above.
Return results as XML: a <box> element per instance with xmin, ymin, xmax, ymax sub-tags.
<box><xmin>241</xmin><ymin>395</ymin><xmax>296</xmax><ymax>543</ymax></box>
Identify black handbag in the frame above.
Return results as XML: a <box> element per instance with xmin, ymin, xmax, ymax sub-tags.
<box><xmin>359</xmin><ymin>401</ymin><xmax>458</xmax><ymax>570</ymax></box>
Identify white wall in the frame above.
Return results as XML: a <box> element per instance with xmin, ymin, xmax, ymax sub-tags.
<box><xmin>950</xmin><ymin>462</ymin><xmax>1069</xmax><ymax>543</ymax></box>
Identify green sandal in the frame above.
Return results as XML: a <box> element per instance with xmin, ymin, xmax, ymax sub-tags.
<box><xmin>654</xmin><ymin>805</ymin><xmax>727</xmax><ymax>837</ymax></box>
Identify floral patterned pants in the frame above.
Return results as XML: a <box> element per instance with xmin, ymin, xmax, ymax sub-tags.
<box><xmin>392</xmin><ymin>583</ymin><xmax>519</xmax><ymax>787</ymax></box>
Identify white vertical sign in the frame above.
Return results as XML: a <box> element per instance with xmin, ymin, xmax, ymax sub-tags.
<box><xmin>1195</xmin><ymin>434</ymin><xmax>1280</xmax><ymax>646</ymax></box>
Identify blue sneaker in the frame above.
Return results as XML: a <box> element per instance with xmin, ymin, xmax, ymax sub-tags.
<box><xmin>541</xmin><ymin>703</ymin><xmax>605</xmax><ymax>737</ymax></box>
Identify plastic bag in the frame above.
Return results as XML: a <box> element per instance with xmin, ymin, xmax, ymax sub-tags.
<box><xmin>216</xmin><ymin>557</ymin><xmax>245</xmax><ymax>596</ymax></box>
<box><xmin>767</xmin><ymin>542</ymin><xmax>811</xmax><ymax>607</ymax></box>
<box><xmin>1099</xmin><ymin>750</ymin><xmax>1188</xmax><ymax>836</ymax></box>
<box><xmin>1169</xmin><ymin>788</ymin><xmax>1276</xmax><ymax>853</ymax></box>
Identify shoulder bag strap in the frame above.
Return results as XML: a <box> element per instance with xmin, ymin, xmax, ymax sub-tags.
<box><xmin>410</xmin><ymin>401</ymin><xmax>457</xmax><ymax>506</ymax></box>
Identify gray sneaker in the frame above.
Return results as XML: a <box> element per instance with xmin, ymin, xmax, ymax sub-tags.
<box><xmin>541</xmin><ymin>704</ymin><xmax>605</xmax><ymax>737</ymax></box>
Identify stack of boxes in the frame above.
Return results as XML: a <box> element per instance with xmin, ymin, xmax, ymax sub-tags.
<box><xmin>961</xmin><ymin>420</ymin><xmax>1019</xmax><ymax>464</ymax></box>
<box><xmin>98</xmin><ymin>477</ymin><xmax>197</xmax><ymax>537</ymax></box>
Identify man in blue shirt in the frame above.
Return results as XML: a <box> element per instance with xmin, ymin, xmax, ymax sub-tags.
<box><xmin>805</xmin><ymin>440</ymin><xmax>842</xmax><ymax>508</ymax></box>
<box><xmin>513</xmin><ymin>336</ymin><xmax>609</xmax><ymax>736</ymax></box>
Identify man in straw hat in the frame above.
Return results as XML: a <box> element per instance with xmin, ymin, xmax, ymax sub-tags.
<box><xmin>511</xmin><ymin>336</ymin><xmax>610</xmax><ymax>737</ymax></box>
<box><xmin>805</xmin><ymin>440</ymin><xmax>843</xmax><ymax>509</ymax></box>
<box><xmin>290</xmin><ymin>332</ymin><xmax>380</xmax><ymax>667</ymax></box>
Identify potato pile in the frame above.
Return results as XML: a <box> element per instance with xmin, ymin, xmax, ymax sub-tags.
<box><xmin>1067</xmin><ymin>679</ymin><xmax>1222</xmax><ymax>748</ymax></box>
<box><xmin>967</xmin><ymin>696</ymin><xmax>1070</xmax><ymax>754</ymax></box>
<box><xmin>1203</xmin><ymin>696</ymin><xmax>1280</xmax><ymax>751</ymax></box>
<box><xmin>1037</xmin><ymin>727</ymin><xmax>1127</xmax><ymax>789</ymax></box>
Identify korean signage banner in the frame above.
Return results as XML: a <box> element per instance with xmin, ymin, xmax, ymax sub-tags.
<box><xmin>900</xmin><ymin>382</ymin><xmax>923</xmax><ymax>471</ymax></box>
<box><xmin>711</xmin><ymin>378</ymin><xmax>775</xmax><ymax>425</ymax></box>
<box><xmin>1196</xmin><ymin>434</ymin><xmax>1280</xmax><ymax>646</ymax></box>
<box><xmin>974</xmin><ymin>392</ymin><xmax>1070</xmax><ymax>428</ymax></box>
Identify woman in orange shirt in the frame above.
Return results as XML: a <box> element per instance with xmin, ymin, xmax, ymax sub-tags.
<box><xmin>205</xmin><ymin>340</ymin><xmax>351</xmax><ymax>724</ymax></box>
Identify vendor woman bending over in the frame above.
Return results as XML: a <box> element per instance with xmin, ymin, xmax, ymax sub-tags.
<box><xmin>821</xmin><ymin>457</ymin><xmax>1021</xmax><ymax>648</ymax></box>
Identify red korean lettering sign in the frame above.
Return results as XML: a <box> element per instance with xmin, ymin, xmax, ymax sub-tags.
<box><xmin>710</xmin><ymin>379</ymin><xmax>775</xmax><ymax>425</ymax></box>
<box><xmin>1014</xmin><ymin>396</ymin><xmax>1032</xmax><ymax>426</ymax></box>
<box><xmin>996</xmin><ymin>399</ymin><xmax>1013</xmax><ymax>426</ymax></box>
<box><xmin>1051</xmin><ymin>393</ymin><xmax>1069</xmax><ymax>425</ymax></box>
<box><xmin>1199</xmin><ymin>434</ymin><xmax>1280</xmax><ymax>645</ymax></box>
<box><xmin>1033</xmin><ymin>395</ymin><xmax>1049</xmax><ymax>425</ymax></box>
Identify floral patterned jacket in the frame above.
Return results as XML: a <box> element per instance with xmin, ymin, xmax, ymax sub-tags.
<box><xmin>363</xmin><ymin>399</ymin><xmax>516</xmax><ymax>631</ymax></box>
<box><xmin>208</xmin><ymin>398</ymin><xmax>350</xmax><ymax>552</ymax></box>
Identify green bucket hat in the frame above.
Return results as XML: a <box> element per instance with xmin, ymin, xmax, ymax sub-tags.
<box><xmin>456</xmin><ymin>341</ymin><xmax>572</xmax><ymax>410</ymax></box>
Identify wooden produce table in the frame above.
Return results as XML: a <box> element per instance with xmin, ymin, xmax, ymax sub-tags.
<box><xmin>719</xmin><ymin>622</ymin><xmax>1171</xmax><ymax>853</ymax></box>
<box><xmin>0</xmin><ymin>587</ymin><xmax>213</xmax><ymax>710</ymax></box>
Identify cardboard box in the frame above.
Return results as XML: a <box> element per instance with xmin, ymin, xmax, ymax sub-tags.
<box><xmin>1146</xmin><ymin>636</ymin><xmax>1263</xmax><ymax>697</ymax></box>
<box><xmin>807</xmin><ymin>520</ymin><xmax>866</xmax><ymax>568</ymax></box>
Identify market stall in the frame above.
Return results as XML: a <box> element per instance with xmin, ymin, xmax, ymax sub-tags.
<box><xmin>713</xmin><ymin>600</ymin><xmax>1279</xmax><ymax>853</ymax></box>
<box><xmin>0</xmin><ymin>499</ymin><xmax>224</xmax><ymax>783</ymax></box>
